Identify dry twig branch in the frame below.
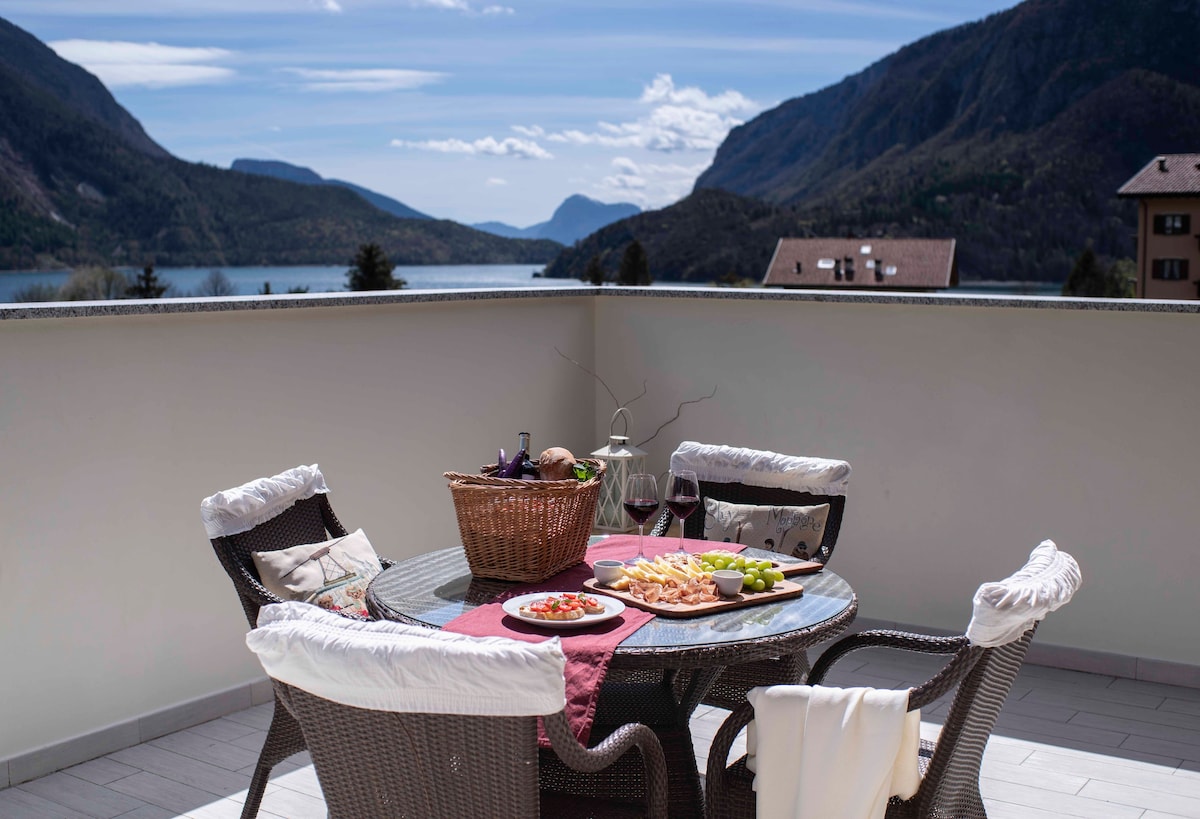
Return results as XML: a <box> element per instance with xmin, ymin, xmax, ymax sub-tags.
<box><xmin>636</xmin><ymin>385</ymin><xmax>718</xmax><ymax>448</ymax></box>
<box><xmin>555</xmin><ymin>347</ymin><xmax>716</xmax><ymax>448</ymax></box>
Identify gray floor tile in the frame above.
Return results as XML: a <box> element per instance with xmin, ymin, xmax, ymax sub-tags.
<box><xmin>16</xmin><ymin>773</ymin><xmax>147</xmax><ymax>818</ymax></box>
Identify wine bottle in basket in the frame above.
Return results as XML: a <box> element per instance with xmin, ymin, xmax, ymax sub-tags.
<box><xmin>519</xmin><ymin>432</ymin><xmax>540</xmax><ymax>480</ymax></box>
<box><xmin>499</xmin><ymin>431</ymin><xmax>531</xmax><ymax>478</ymax></box>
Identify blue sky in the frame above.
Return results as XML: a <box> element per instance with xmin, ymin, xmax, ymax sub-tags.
<box><xmin>5</xmin><ymin>0</ymin><xmax>1020</xmax><ymax>227</ymax></box>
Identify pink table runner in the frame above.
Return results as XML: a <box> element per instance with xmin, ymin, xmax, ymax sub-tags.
<box><xmin>442</xmin><ymin>535</ymin><xmax>744</xmax><ymax>745</ymax></box>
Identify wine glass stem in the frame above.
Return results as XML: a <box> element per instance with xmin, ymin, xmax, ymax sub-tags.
<box><xmin>637</xmin><ymin>524</ymin><xmax>646</xmax><ymax>561</ymax></box>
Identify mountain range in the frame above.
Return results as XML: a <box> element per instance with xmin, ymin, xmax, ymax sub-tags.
<box><xmin>231</xmin><ymin>159</ymin><xmax>433</xmax><ymax>221</ymax></box>
<box><xmin>230</xmin><ymin>159</ymin><xmax>640</xmax><ymax>246</ymax></box>
<box><xmin>0</xmin><ymin>17</ymin><xmax>559</xmax><ymax>271</ymax></box>
<box><xmin>547</xmin><ymin>0</ymin><xmax>1200</xmax><ymax>284</ymax></box>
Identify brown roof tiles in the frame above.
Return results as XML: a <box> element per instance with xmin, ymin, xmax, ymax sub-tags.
<box><xmin>763</xmin><ymin>238</ymin><xmax>957</xmax><ymax>290</ymax></box>
<box><xmin>1117</xmin><ymin>153</ymin><xmax>1200</xmax><ymax>197</ymax></box>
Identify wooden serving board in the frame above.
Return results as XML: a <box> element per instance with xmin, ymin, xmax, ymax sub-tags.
<box><xmin>582</xmin><ymin>577</ymin><xmax>804</xmax><ymax>618</ymax></box>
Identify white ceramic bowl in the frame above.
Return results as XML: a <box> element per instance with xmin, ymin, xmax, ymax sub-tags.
<box><xmin>712</xmin><ymin>569</ymin><xmax>745</xmax><ymax>597</ymax></box>
<box><xmin>593</xmin><ymin>559</ymin><xmax>625</xmax><ymax>586</ymax></box>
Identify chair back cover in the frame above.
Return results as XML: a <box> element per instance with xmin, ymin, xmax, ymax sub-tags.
<box><xmin>966</xmin><ymin>540</ymin><xmax>1081</xmax><ymax>647</ymax></box>
<box><xmin>200</xmin><ymin>463</ymin><xmax>328</xmax><ymax>538</ymax></box>
<box><xmin>670</xmin><ymin>441</ymin><xmax>851</xmax><ymax>495</ymax></box>
<box><xmin>248</xmin><ymin>601</ymin><xmax>567</xmax><ymax>716</ymax></box>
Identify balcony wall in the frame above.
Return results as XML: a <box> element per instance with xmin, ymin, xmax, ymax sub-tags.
<box><xmin>1</xmin><ymin>288</ymin><xmax>1197</xmax><ymax>777</ymax></box>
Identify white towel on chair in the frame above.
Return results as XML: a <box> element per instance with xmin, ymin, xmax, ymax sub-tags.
<box><xmin>746</xmin><ymin>685</ymin><xmax>921</xmax><ymax>819</ymax></box>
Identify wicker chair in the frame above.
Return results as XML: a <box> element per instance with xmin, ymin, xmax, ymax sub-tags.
<box><xmin>200</xmin><ymin>464</ymin><xmax>393</xmax><ymax>819</ymax></box>
<box><xmin>706</xmin><ymin>542</ymin><xmax>1081</xmax><ymax>819</ymax></box>
<box><xmin>247</xmin><ymin>602</ymin><xmax>669</xmax><ymax>819</ymax></box>
<box><xmin>649</xmin><ymin>441</ymin><xmax>852</xmax><ymax>709</ymax></box>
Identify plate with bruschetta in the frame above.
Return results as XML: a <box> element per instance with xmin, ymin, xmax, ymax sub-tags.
<box><xmin>502</xmin><ymin>591</ymin><xmax>626</xmax><ymax>630</ymax></box>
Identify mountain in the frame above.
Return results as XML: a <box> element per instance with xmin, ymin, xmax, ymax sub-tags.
<box><xmin>548</xmin><ymin>0</ymin><xmax>1200</xmax><ymax>284</ymax></box>
<box><xmin>0</xmin><ymin>17</ymin><xmax>559</xmax><ymax>271</ymax></box>
<box><xmin>231</xmin><ymin>159</ymin><xmax>433</xmax><ymax>221</ymax></box>
<box><xmin>473</xmin><ymin>195</ymin><xmax>641</xmax><ymax>245</ymax></box>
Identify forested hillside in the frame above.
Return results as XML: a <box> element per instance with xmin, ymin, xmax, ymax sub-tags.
<box><xmin>0</xmin><ymin>17</ymin><xmax>559</xmax><ymax>270</ymax></box>
<box><xmin>548</xmin><ymin>0</ymin><xmax>1200</xmax><ymax>283</ymax></box>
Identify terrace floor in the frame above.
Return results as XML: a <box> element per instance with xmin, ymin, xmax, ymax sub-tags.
<box><xmin>4</xmin><ymin>645</ymin><xmax>1200</xmax><ymax>818</ymax></box>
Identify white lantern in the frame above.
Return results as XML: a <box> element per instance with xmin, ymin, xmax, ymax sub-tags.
<box><xmin>591</xmin><ymin>408</ymin><xmax>648</xmax><ymax>532</ymax></box>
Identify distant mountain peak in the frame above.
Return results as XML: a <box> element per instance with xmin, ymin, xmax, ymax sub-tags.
<box><xmin>472</xmin><ymin>195</ymin><xmax>640</xmax><ymax>244</ymax></box>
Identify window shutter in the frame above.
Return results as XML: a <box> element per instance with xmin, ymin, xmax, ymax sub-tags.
<box><xmin>1153</xmin><ymin>215</ymin><xmax>1166</xmax><ymax>234</ymax></box>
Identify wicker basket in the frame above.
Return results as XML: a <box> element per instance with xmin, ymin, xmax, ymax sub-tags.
<box><xmin>443</xmin><ymin>459</ymin><xmax>606</xmax><ymax>582</ymax></box>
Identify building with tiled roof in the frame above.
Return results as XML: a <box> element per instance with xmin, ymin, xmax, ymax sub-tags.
<box><xmin>763</xmin><ymin>238</ymin><xmax>957</xmax><ymax>291</ymax></box>
<box><xmin>1117</xmin><ymin>153</ymin><xmax>1200</xmax><ymax>299</ymax></box>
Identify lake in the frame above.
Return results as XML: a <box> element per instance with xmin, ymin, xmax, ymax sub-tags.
<box><xmin>0</xmin><ymin>263</ymin><xmax>1063</xmax><ymax>303</ymax></box>
<box><xmin>0</xmin><ymin>264</ymin><xmax>587</xmax><ymax>303</ymax></box>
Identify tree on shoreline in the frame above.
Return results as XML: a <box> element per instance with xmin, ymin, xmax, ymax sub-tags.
<box><xmin>617</xmin><ymin>240</ymin><xmax>651</xmax><ymax>286</ymax></box>
<box><xmin>347</xmin><ymin>243</ymin><xmax>406</xmax><ymax>291</ymax></box>
<box><xmin>126</xmin><ymin>264</ymin><xmax>168</xmax><ymax>299</ymax></box>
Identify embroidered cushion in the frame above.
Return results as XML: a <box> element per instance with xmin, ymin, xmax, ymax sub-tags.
<box><xmin>702</xmin><ymin>498</ymin><xmax>830</xmax><ymax>559</ymax></box>
<box><xmin>251</xmin><ymin>528</ymin><xmax>382</xmax><ymax>617</ymax></box>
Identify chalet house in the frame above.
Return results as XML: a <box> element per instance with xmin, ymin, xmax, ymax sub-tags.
<box><xmin>1117</xmin><ymin>153</ymin><xmax>1200</xmax><ymax>300</ymax></box>
<box><xmin>763</xmin><ymin>238</ymin><xmax>957</xmax><ymax>291</ymax></box>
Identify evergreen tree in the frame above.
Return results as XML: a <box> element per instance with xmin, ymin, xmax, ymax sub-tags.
<box><xmin>346</xmin><ymin>243</ymin><xmax>405</xmax><ymax>291</ymax></box>
<box><xmin>126</xmin><ymin>264</ymin><xmax>168</xmax><ymax>299</ymax></box>
<box><xmin>617</xmin><ymin>240</ymin><xmax>651</xmax><ymax>286</ymax></box>
<box><xmin>583</xmin><ymin>254</ymin><xmax>606</xmax><ymax>286</ymax></box>
<box><xmin>1062</xmin><ymin>247</ymin><xmax>1103</xmax><ymax>296</ymax></box>
<box><xmin>1062</xmin><ymin>248</ymin><xmax>1133</xmax><ymax>298</ymax></box>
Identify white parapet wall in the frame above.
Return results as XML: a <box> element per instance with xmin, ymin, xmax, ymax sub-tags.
<box><xmin>0</xmin><ymin>287</ymin><xmax>1197</xmax><ymax>779</ymax></box>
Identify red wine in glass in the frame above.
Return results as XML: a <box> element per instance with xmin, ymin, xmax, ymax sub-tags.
<box><xmin>665</xmin><ymin>496</ymin><xmax>700</xmax><ymax>518</ymax></box>
<box><xmin>665</xmin><ymin>469</ymin><xmax>700</xmax><ymax>554</ymax></box>
<box><xmin>623</xmin><ymin>499</ymin><xmax>660</xmax><ymax>525</ymax></box>
<box><xmin>623</xmin><ymin>473</ymin><xmax>659</xmax><ymax>565</ymax></box>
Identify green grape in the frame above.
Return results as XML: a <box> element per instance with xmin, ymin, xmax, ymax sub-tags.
<box><xmin>757</xmin><ymin>560</ymin><xmax>772</xmax><ymax>572</ymax></box>
<box><xmin>713</xmin><ymin>558</ymin><xmax>727</xmax><ymax>570</ymax></box>
<box><xmin>745</xmin><ymin>568</ymin><xmax>760</xmax><ymax>580</ymax></box>
<box><xmin>761</xmin><ymin>573</ymin><xmax>775</xmax><ymax>590</ymax></box>
<box><xmin>752</xmin><ymin>578</ymin><xmax>766</xmax><ymax>592</ymax></box>
<box><xmin>772</xmin><ymin>569</ymin><xmax>785</xmax><ymax>583</ymax></box>
<box><xmin>742</xmin><ymin>573</ymin><xmax>755</xmax><ymax>588</ymax></box>
<box><xmin>701</xmin><ymin>562</ymin><xmax>714</xmax><ymax>572</ymax></box>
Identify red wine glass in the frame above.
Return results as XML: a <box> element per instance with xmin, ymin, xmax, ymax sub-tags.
<box><xmin>623</xmin><ymin>473</ymin><xmax>660</xmax><ymax>565</ymax></box>
<box><xmin>665</xmin><ymin>469</ymin><xmax>700</xmax><ymax>554</ymax></box>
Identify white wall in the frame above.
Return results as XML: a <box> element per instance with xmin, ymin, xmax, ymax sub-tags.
<box><xmin>0</xmin><ymin>295</ymin><xmax>597</xmax><ymax>759</ymax></box>
<box><xmin>2</xmin><ymin>289</ymin><xmax>1197</xmax><ymax>763</ymax></box>
<box><xmin>594</xmin><ymin>294</ymin><xmax>1200</xmax><ymax>668</ymax></box>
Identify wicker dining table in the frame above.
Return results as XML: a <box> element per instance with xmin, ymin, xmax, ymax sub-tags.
<box><xmin>366</xmin><ymin>538</ymin><xmax>858</xmax><ymax>818</ymax></box>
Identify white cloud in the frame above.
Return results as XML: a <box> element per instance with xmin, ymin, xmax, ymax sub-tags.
<box><xmin>481</xmin><ymin>5</ymin><xmax>515</xmax><ymax>13</ymax></box>
<box><xmin>283</xmin><ymin>67</ymin><xmax>446</xmax><ymax>92</ymax></box>
<box><xmin>413</xmin><ymin>0</ymin><xmax>470</xmax><ymax>8</ymax></box>
<box><xmin>393</xmin><ymin>136</ymin><xmax>553</xmax><ymax>159</ymax></box>
<box><xmin>312</xmin><ymin>0</ymin><xmax>342</xmax><ymax>11</ymax></box>
<box><xmin>541</xmin><ymin>74</ymin><xmax>759</xmax><ymax>154</ymax></box>
<box><xmin>598</xmin><ymin>156</ymin><xmax>711</xmax><ymax>209</ymax></box>
<box><xmin>512</xmin><ymin>125</ymin><xmax>545</xmax><ymax>137</ymax></box>
<box><xmin>486</xmin><ymin>177</ymin><xmax>508</xmax><ymax>186</ymax></box>
<box><xmin>48</xmin><ymin>39</ymin><xmax>235</xmax><ymax>88</ymax></box>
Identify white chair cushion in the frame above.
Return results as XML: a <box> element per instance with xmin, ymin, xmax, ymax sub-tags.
<box><xmin>966</xmin><ymin>539</ymin><xmax>1081</xmax><ymax>648</ymax></box>
<box><xmin>247</xmin><ymin>601</ymin><xmax>567</xmax><ymax>716</ymax></box>
<box><xmin>200</xmin><ymin>464</ymin><xmax>329</xmax><ymax>539</ymax></box>
<box><xmin>670</xmin><ymin>441</ymin><xmax>851</xmax><ymax>496</ymax></box>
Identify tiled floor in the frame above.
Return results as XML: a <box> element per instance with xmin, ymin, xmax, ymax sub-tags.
<box><xmin>5</xmin><ymin>647</ymin><xmax>1200</xmax><ymax>818</ymax></box>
